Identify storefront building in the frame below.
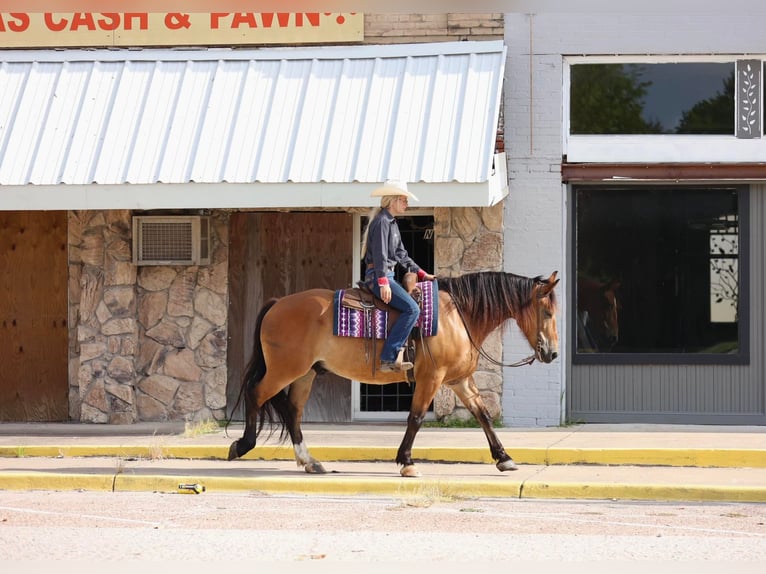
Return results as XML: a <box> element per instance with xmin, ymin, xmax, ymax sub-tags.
<box><xmin>504</xmin><ymin>10</ymin><xmax>766</xmax><ymax>425</ymax></box>
<box><xmin>0</xmin><ymin>13</ymin><xmax>512</xmax><ymax>424</ymax></box>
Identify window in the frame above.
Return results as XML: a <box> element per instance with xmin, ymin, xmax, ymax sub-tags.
<box><xmin>573</xmin><ymin>186</ymin><xmax>748</xmax><ymax>364</ymax></box>
<box><xmin>565</xmin><ymin>58</ymin><xmax>764</xmax><ymax>162</ymax></box>
<box><xmin>570</xmin><ymin>63</ymin><xmax>735</xmax><ymax>135</ymax></box>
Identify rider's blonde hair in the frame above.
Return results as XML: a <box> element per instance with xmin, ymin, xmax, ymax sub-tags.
<box><xmin>360</xmin><ymin>195</ymin><xmax>396</xmax><ymax>258</ymax></box>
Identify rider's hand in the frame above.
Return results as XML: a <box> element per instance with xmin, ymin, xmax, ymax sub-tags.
<box><xmin>422</xmin><ymin>273</ymin><xmax>436</xmax><ymax>281</ymax></box>
<box><xmin>380</xmin><ymin>284</ymin><xmax>392</xmax><ymax>303</ymax></box>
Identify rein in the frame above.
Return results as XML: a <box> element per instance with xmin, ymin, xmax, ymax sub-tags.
<box><xmin>451</xmin><ymin>298</ymin><xmax>537</xmax><ymax>368</ymax></box>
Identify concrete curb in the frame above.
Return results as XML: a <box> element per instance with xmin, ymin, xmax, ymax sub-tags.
<box><xmin>1</xmin><ymin>444</ymin><xmax>764</xmax><ymax>468</ymax></box>
<box><xmin>2</xmin><ymin>471</ymin><xmax>765</xmax><ymax>503</ymax></box>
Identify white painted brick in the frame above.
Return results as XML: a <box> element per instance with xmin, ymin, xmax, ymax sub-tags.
<box><xmin>502</xmin><ymin>9</ymin><xmax>764</xmax><ymax>426</ymax></box>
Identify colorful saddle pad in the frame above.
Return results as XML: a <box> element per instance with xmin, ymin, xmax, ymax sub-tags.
<box><xmin>333</xmin><ymin>279</ymin><xmax>438</xmax><ymax>338</ymax></box>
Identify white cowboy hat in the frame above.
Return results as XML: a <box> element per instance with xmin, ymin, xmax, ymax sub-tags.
<box><xmin>370</xmin><ymin>179</ymin><xmax>419</xmax><ymax>202</ymax></box>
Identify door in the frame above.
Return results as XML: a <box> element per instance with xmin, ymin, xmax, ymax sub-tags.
<box><xmin>0</xmin><ymin>211</ymin><xmax>69</xmax><ymax>421</ymax></box>
<box><xmin>227</xmin><ymin>211</ymin><xmax>354</xmax><ymax>422</ymax></box>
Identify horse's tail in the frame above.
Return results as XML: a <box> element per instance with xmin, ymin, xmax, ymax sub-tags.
<box><xmin>242</xmin><ymin>297</ymin><xmax>279</xmax><ymax>392</ymax></box>
<box><xmin>225</xmin><ymin>297</ymin><xmax>291</xmax><ymax>441</ymax></box>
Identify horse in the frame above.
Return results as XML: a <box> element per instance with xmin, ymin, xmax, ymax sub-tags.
<box><xmin>228</xmin><ymin>270</ymin><xmax>560</xmax><ymax>477</ymax></box>
<box><xmin>576</xmin><ymin>276</ymin><xmax>620</xmax><ymax>352</ymax></box>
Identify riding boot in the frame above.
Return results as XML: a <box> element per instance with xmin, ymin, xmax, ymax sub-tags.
<box><xmin>380</xmin><ymin>348</ymin><xmax>414</xmax><ymax>372</ymax></box>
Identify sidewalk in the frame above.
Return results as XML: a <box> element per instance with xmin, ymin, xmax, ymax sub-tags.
<box><xmin>1</xmin><ymin>422</ymin><xmax>764</xmax><ymax>503</ymax></box>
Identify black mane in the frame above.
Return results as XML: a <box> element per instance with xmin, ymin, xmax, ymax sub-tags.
<box><xmin>438</xmin><ymin>271</ymin><xmax>543</xmax><ymax>333</ymax></box>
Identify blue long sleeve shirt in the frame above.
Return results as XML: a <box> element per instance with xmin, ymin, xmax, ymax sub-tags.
<box><xmin>364</xmin><ymin>208</ymin><xmax>422</xmax><ymax>286</ymax></box>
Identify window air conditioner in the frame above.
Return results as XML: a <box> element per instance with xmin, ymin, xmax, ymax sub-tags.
<box><xmin>132</xmin><ymin>216</ymin><xmax>211</xmax><ymax>266</ymax></box>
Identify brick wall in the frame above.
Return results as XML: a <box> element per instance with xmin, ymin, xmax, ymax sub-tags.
<box><xmin>364</xmin><ymin>13</ymin><xmax>503</xmax><ymax>44</ymax></box>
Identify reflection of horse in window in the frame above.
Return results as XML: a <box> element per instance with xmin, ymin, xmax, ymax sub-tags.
<box><xmin>577</xmin><ymin>276</ymin><xmax>620</xmax><ymax>352</ymax></box>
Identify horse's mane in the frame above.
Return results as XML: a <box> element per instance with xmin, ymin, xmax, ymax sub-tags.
<box><xmin>438</xmin><ymin>272</ymin><xmax>556</xmax><ymax>335</ymax></box>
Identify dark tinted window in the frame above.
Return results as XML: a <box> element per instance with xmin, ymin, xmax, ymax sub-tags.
<box><xmin>574</xmin><ymin>187</ymin><xmax>747</xmax><ymax>364</ymax></box>
<box><xmin>570</xmin><ymin>63</ymin><xmax>735</xmax><ymax>135</ymax></box>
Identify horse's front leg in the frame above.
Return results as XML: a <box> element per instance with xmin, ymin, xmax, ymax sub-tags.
<box><xmin>448</xmin><ymin>375</ymin><xmax>518</xmax><ymax>472</ymax></box>
<box><xmin>287</xmin><ymin>370</ymin><xmax>327</xmax><ymax>474</ymax></box>
<box><xmin>396</xmin><ymin>374</ymin><xmax>443</xmax><ymax>478</ymax></box>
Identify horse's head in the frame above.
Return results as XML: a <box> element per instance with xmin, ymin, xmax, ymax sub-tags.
<box><xmin>526</xmin><ymin>271</ymin><xmax>560</xmax><ymax>363</ymax></box>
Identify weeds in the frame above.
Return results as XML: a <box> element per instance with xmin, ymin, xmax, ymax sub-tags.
<box><xmin>183</xmin><ymin>419</ymin><xmax>223</xmax><ymax>437</ymax></box>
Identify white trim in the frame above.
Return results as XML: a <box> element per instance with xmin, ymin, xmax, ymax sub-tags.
<box><xmin>0</xmin><ymin>41</ymin><xmax>505</xmax><ymax>63</ymax></box>
<box><xmin>0</xmin><ymin>179</ymin><xmax>509</xmax><ymax>211</ymax></box>
<box><xmin>567</xmin><ymin>135</ymin><xmax>766</xmax><ymax>163</ymax></box>
<box><xmin>564</xmin><ymin>54</ymin><xmax>749</xmax><ymax>65</ymax></box>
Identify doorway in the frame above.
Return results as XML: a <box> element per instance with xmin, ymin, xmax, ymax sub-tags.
<box><xmin>355</xmin><ymin>214</ymin><xmax>435</xmax><ymax>420</ymax></box>
<box><xmin>227</xmin><ymin>211</ymin><xmax>354</xmax><ymax>422</ymax></box>
<box><xmin>0</xmin><ymin>211</ymin><xmax>68</xmax><ymax>421</ymax></box>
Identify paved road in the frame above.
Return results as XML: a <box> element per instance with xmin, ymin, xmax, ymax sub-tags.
<box><xmin>1</xmin><ymin>489</ymin><xmax>764</xmax><ymax>565</ymax></box>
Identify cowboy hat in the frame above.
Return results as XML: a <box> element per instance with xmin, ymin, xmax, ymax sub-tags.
<box><xmin>370</xmin><ymin>179</ymin><xmax>419</xmax><ymax>202</ymax></box>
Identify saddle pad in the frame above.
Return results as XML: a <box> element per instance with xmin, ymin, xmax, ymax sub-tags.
<box><xmin>333</xmin><ymin>289</ymin><xmax>388</xmax><ymax>338</ymax></box>
<box><xmin>333</xmin><ymin>280</ymin><xmax>438</xmax><ymax>338</ymax></box>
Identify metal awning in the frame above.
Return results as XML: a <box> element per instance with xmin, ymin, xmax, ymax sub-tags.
<box><xmin>0</xmin><ymin>41</ymin><xmax>507</xmax><ymax>209</ymax></box>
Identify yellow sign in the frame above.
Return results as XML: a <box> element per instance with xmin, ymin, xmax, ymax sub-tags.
<box><xmin>0</xmin><ymin>12</ymin><xmax>363</xmax><ymax>47</ymax></box>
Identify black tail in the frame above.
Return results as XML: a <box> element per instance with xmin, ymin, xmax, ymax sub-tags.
<box><xmin>225</xmin><ymin>298</ymin><xmax>292</xmax><ymax>442</ymax></box>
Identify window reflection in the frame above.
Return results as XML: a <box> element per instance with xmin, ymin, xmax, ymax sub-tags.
<box><xmin>570</xmin><ymin>63</ymin><xmax>735</xmax><ymax>135</ymax></box>
<box><xmin>575</xmin><ymin>187</ymin><xmax>743</xmax><ymax>358</ymax></box>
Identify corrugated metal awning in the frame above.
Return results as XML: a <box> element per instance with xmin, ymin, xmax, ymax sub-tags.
<box><xmin>0</xmin><ymin>41</ymin><xmax>507</xmax><ymax>209</ymax></box>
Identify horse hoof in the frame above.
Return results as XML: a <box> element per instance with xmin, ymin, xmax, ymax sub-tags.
<box><xmin>227</xmin><ymin>442</ymin><xmax>239</xmax><ymax>461</ymax></box>
<box><xmin>304</xmin><ymin>461</ymin><xmax>327</xmax><ymax>474</ymax></box>
<box><xmin>400</xmin><ymin>465</ymin><xmax>421</xmax><ymax>478</ymax></box>
<box><xmin>496</xmin><ymin>459</ymin><xmax>518</xmax><ymax>472</ymax></box>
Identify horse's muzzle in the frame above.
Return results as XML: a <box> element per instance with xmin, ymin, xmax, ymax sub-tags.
<box><xmin>536</xmin><ymin>338</ymin><xmax>558</xmax><ymax>363</ymax></box>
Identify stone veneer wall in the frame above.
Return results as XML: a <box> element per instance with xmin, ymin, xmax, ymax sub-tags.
<box><xmin>432</xmin><ymin>204</ymin><xmax>505</xmax><ymax>422</ymax></box>
<box><xmin>68</xmin><ymin>210</ymin><xmax>230</xmax><ymax>423</ymax></box>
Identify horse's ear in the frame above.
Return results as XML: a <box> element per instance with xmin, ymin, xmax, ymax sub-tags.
<box><xmin>538</xmin><ymin>271</ymin><xmax>559</xmax><ymax>297</ymax></box>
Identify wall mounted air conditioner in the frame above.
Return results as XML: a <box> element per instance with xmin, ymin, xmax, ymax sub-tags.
<box><xmin>132</xmin><ymin>216</ymin><xmax>211</xmax><ymax>266</ymax></box>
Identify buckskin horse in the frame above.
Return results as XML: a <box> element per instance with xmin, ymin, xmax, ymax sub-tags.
<box><xmin>228</xmin><ymin>270</ymin><xmax>559</xmax><ymax>477</ymax></box>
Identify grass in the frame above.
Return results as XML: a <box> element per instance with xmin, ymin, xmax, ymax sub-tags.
<box><xmin>423</xmin><ymin>417</ymin><xmax>502</xmax><ymax>429</ymax></box>
<box><xmin>183</xmin><ymin>419</ymin><xmax>224</xmax><ymax>437</ymax></box>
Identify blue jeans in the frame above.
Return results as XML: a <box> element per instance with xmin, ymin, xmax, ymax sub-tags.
<box><xmin>369</xmin><ymin>272</ymin><xmax>420</xmax><ymax>362</ymax></box>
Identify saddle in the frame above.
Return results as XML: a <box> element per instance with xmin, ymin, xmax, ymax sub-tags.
<box><xmin>338</xmin><ymin>272</ymin><xmax>422</xmax><ymax>381</ymax></box>
<box><xmin>340</xmin><ymin>272</ymin><xmax>421</xmax><ymax>314</ymax></box>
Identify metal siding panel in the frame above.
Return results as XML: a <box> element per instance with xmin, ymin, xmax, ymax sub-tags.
<box><xmin>224</xmin><ymin>60</ymin><xmax>280</xmax><ymax>183</ymax></box>
<box><xmin>388</xmin><ymin>55</ymin><xmax>433</xmax><ymax>182</ymax></box>
<box><xmin>289</xmin><ymin>59</ymin><xmax>343</xmax><ymax>182</ymax></box>
<box><xmin>423</xmin><ymin>54</ymin><xmax>467</xmax><ymax>182</ymax></box>
<box><xmin>0</xmin><ymin>63</ymin><xmax>28</xmax><ymax>185</ymax></box>
<box><xmin>158</xmin><ymin>60</ymin><xmax>215</xmax><ymax>183</ymax></box>
<box><xmin>125</xmin><ymin>61</ymin><xmax>183</xmax><ymax>184</ymax></box>
<box><xmin>1</xmin><ymin>42</ymin><xmax>505</xmax><ymax>187</ymax></box>
<box><xmin>60</xmin><ymin>62</ymin><xmax>117</xmax><ymax>185</ymax></box>
<box><xmin>322</xmin><ymin>58</ymin><xmax>372</xmax><ymax>182</ymax></box>
<box><xmin>95</xmin><ymin>61</ymin><xmax>151</xmax><ymax>184</ymax></box>
<box><xmin>252</xmin><ymin>59</ymin><xmax>308</xmax><ymax>182</ymax></box>
<box><xmin>5</xmin><ymin>62</ymin><xmax>58</xmax><ymax>185</ymax></box>
<box><xmin>192</xmin><ymin>60</ymin><xmax>248</xmax><ymax>183</ymax></box>
<box><xmin>31</xmin><ymin>62</ymin><xmax>87</xmax><ymax>185</ymax></box>
<box><xmin>355</xmin><ymin>57</ymin><xmax>406</xmax><ymax>181</ymax></box>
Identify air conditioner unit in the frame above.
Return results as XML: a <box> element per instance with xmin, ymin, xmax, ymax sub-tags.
<box><xmin>132</xmin><ymin>216</ymin><xmax>211</xmax><ymax>266</ymax></box>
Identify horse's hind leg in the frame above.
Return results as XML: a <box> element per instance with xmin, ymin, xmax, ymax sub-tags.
<box><xmin>286</xmin><ymin>370</ymin><xmax>327</xmax><ymax>474</ymax></box>
<box><xmin>449</xmin><ymin>375</ymin><xmax>518</xmax><ymax>472</ymax></box>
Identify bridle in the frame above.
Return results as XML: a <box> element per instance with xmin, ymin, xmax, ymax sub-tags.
<box><xmin>451</xmin><ymin>298</ymin><xmax>538</xmax><ymax>368</ymax></box>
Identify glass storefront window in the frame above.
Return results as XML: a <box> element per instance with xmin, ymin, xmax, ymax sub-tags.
<box><xmin>570</xmin><ymin>63</ymin><xmax>735</xmax><ymax>135</ymax></box>
<box><xmin>574</xmin><ymin>186</ymin><xmax>748</xmax><ymax>364</ymax></box>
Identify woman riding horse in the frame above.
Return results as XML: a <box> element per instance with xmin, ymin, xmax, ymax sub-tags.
<box><xmin>227</xmin><ymin>261</ymin><xmax>560</xmax><ymax>478</ymax></box>
<box><xmin>362</xmin><ymin>179</ymin><xmax>435</xmax><ymax>372</ymax></box>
